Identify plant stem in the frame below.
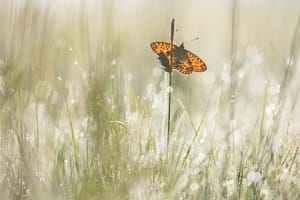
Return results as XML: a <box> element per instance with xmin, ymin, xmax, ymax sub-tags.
<box><xmin>35</xmin><ymin>102</ymin><xmax>39</xmax><ymax>149</ymax></box>
<box><xmin>167</xmin><ymin>71</ymin><xmax>172</xmax><ymax>146</ymax></box>
<box><xmin>167</xmin><ymin>18</ymin><xmax>175</xmax><ymax>147</ymax></box>
<box><xmin>65</xmin><ymin>101</ymin><xmax>80</xmax><ymax>174</ymax></box>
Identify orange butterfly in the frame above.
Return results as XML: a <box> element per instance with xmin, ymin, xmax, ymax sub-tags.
<box><xmin>150</xmin><ymin>42</ymin><xmax>207</xmax><ymax>75</ymax></box>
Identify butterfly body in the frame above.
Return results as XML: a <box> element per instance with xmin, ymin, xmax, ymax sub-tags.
<box><xmin>150</xmin><ymin>41</ymin><xmax>207</xmax><ymax>75</ymax></box>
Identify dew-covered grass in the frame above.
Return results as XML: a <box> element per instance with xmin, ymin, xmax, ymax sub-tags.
<box><xmin>0</xmin><ymin>0</ymin><xmax>300</xmax><ymax>199</ymax></box>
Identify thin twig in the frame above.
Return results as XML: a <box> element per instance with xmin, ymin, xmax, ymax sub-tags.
<box><xmin>229</xmin><ymin>0</ymin><xmax>239</xmax><ymax>123</ymax></box>
<box><xmin>167</xmin><ymin>18</ymin><xmax>175</xmax><ymax>147</ymax></box>
<box><xmin>167</xmin><ymin>72</ymin><xmax>172</xmax><ymax>146</ymax></box>
<box><xmin>273</xmin><ymin>14</ymin><xmax>300</xmax><ymax>133</ymax></box>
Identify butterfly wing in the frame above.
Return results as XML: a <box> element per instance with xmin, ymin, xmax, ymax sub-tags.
<box><xmin>151</xmin><ymin>42</ymin><xmax>179</xmax><ymax>70</ymax></box>
<box><xmin>185</xmin><ymin>50</ymin><xmax>207</xmax><ymax>72</ymax></box>
<box><xmin>150</xmin><ymin>41</ymin><xmax>207</xmax><ymax>75</ymax></box>
<box><xmin>150</xmin><ymin>42</ymin><xmax>176</xmax><ymax>54</ymax></box>
<box><xmin>176</xmin><ymin>57</ymin><xmax>193</xmax><ymax>75</ymax></box>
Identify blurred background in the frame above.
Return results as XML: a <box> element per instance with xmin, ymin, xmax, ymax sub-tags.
<box><xmin>0</xmin><ymin>0</ymin><xmax>300</xmax><ymax>199</ymax></box>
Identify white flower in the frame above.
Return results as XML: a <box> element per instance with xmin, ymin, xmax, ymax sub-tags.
<box><xmin>175</xmin><ymin>175</ymin><xmax>189</xmax><ymax>191</ymax></box>
<box><xmin>246</xmin><ymin>171</ymin><xmax>262</xmax><ymax>185</ymax></box>
<box><xmin>265</xmin><ymin>103</ymin><xmax>275</xmax><ymax>116</ymax></box>
<box><xmin>190</xmin><ymin>182</ymin><xmax>199</xmax><ymax>192</ymax></box>
<box><xmin>194</xmin><ymin>152</ymin><xmax>206</xmax><ymax>165</ymax></box>
<box><xmin>199</xmin><ymin>129</ymin><xmax>207</xmax><ymax>144</ymax></box>
<box><xmin>261</xmin><ymin>182</ymin><xmax>272</xmax><ymax>199</ymax></box>
<box><xmin>223</xmin><ymin>179</ymin><xmax>235</xmax><ymax>196</ymax></box>
<box><xmin>279</xmin><ymin>168</ymin><xmax>289</xmax><ymax>181</ymax></box>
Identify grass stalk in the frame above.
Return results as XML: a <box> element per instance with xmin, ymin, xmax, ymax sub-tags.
<box><xmin>167</xmin><ymin>72</ymin><xmax>172</xmax><ymax>147</ymax></box>
<box><xmin>180</xmin><ymin>106</ymin><xmax>207</xmax><ymax>169</ymax></box>
<box><xmin>229</xmin><ymin>0</ymin><xmax>239</xmax><ymax>122</ymax></box>
<box><xmin>65</xmin><ymin>101</ymin><xmax>80</xmax><ymax>174</ymax></box>
<box><xmin>167</xmin><ymin>18</ymin><xmax>175</xmax><ymax>147</ymax></box>
<box><xmin>35</xmin><ymin>101</ymin><xmax>39</xmax><ymax>149</ymax></box>
<box><xmin>236</xmin><ymin>150</ymin><xmax>244</xmax><ymax>199</ymax></box>
<box><xmin>258</xmin><ymin>82</ymin><xmax>268</xmax><ymax>149</ymax></box>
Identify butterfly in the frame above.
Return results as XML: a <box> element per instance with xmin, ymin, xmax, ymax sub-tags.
<box><xmin>150</xmin><ymin>42</ymin><xmax>207</xmax><ymax>75</ymax></box>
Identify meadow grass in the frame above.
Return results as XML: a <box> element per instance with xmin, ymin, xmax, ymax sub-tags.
<box><xmin>0</xmin><ymin>0</ymin><xmax>300</xmax><ymax>199</ymax></box>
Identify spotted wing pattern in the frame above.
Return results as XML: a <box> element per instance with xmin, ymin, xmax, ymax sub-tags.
<box><xmin>186</xmin><ymin>51</ymin><xmax>207</xmax><ymax>72</ymax></box>
<box><xmin>150</xmin><ymin>41</ymin><xmax>206</xmax><ymax>75</ymax></box>
<box><xmin>176</xmin><ymin>57</ymin><xmax>194</xmax><ymax>74</ymax></box>
<box><xmin>150</xmin><ymin>42</ymin><xmax>176</xmax><ymax>54</ymax></box>
<box><xmin>150</xmin><ymin>42</ymin><xmax>178</xmax><ymax>72</ymax></box>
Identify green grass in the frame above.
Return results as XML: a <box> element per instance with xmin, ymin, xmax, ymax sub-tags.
<box><xmin>0</xmin><ymin>1</ymin><xmax>300</xmax><ymax>200</ymax></box>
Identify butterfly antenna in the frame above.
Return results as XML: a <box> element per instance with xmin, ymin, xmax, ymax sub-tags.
<box><xmin>183</xmin><ymin>37</ymin><xmax>199</xmax><ymax>45</ymax></box>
